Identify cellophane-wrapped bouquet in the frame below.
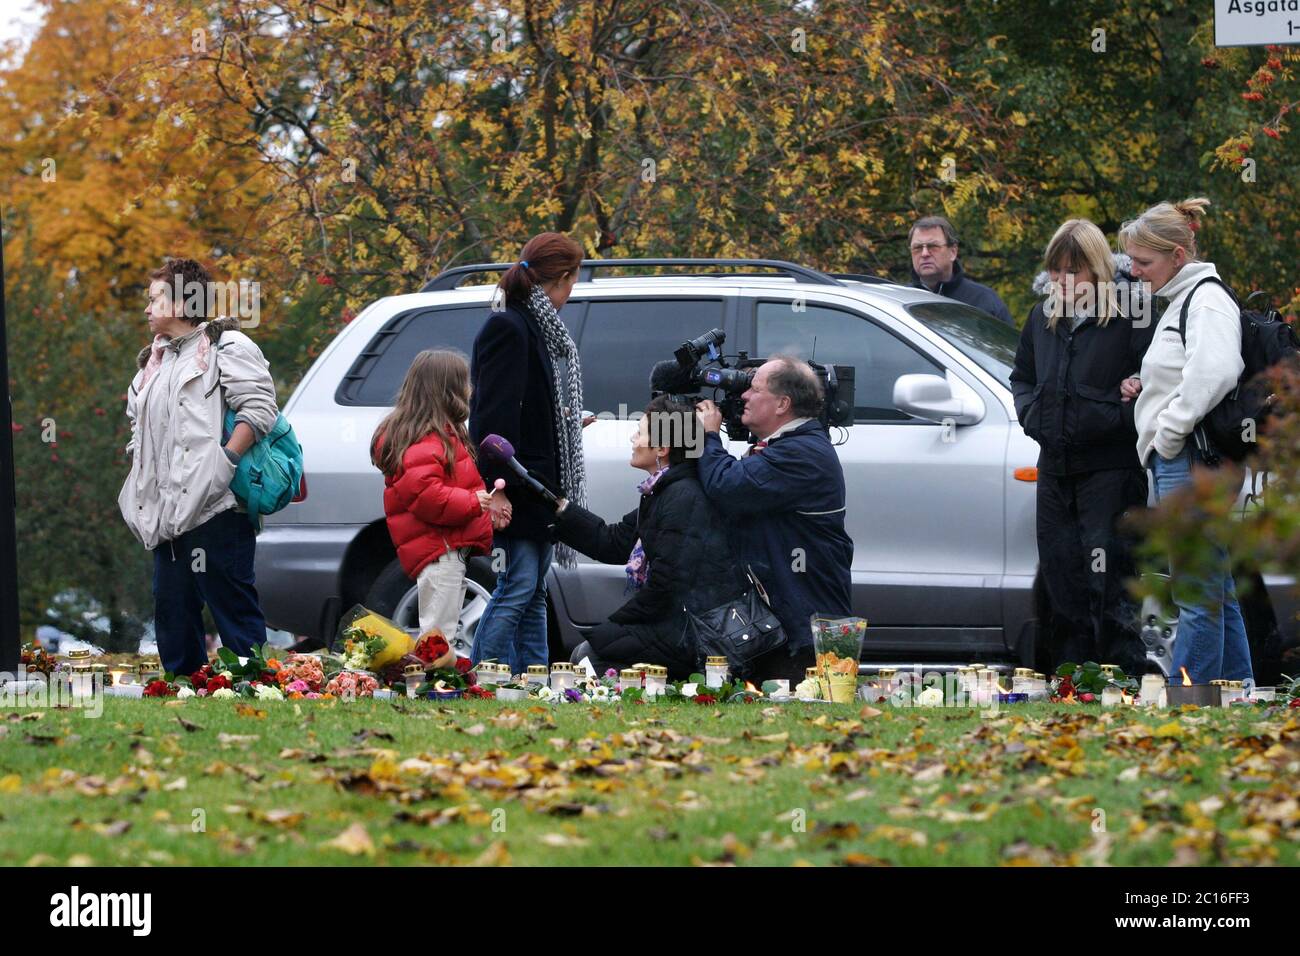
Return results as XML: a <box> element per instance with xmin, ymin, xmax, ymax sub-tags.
<box><xmin>336</xmin><ymin>605</ymin><xmax>415</xmax><ymax>671</ymax></box>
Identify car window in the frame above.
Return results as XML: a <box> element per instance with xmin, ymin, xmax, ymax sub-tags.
<box><xmin>906</xmin><ymin>301</ymin><xmax>1017</xmax><ymax>389</ymax></box>
<box><xmin>338</xmin><ymin>303</ymin><xmax>580</xmax><ymax>406</ymax></box>
<box><xmin>756</xmin><ymin>301</ymin><xmax>942</xmax><ymax>421</ymax></box>
<box><xmin>578</xmin><ymin>299</ymin><xmax>726</xmax><ymax>415</ymax></box>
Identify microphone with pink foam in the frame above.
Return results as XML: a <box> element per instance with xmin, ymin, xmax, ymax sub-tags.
<box><xmin>479</xmin><ymin>434</ymin><xmax>561</xmax><ymax>506</ymax></box>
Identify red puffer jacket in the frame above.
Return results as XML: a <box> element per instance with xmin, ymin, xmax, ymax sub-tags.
<box><xmin>380</xmin><ymin>429</ymin><xmax>494</xmax><ymax>579</ymax></box>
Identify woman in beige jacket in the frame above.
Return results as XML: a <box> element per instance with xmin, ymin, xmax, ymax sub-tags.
<box><xmin>118</xmin><ymin>258</ymin><xmax>279</xmax><ymax>677</ymax></box>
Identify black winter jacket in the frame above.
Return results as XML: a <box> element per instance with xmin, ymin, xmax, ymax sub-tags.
<box><xmin>469</xmin><ymin>300</ymin><xmax>564</xmax><ymax>541</ymax></box>
<box><xmin>553</xmin><ymin>461</ymin><xmax>746</xmax><ymax>665</ymax></box>
<box><xmin>1010</xmin><ymin>299</ymin><xmax>1155</xmax><ymax>475</ymax></box>
<box><xmin>696</xmin><ymin>420</ymin><xmax>854</xmax><ymax>652</ymax></box>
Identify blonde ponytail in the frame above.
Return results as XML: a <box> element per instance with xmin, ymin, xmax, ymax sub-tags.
<box><xmin>1118</xmin><ymin>196</ymin><xmax>1211</xmax><ymax>260</ymax></box>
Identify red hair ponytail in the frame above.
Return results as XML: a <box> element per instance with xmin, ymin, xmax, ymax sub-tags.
<box><xmin>497</xmin><ymin>232</ymin><xmax>583</xmax><ymax>304</ymax></box>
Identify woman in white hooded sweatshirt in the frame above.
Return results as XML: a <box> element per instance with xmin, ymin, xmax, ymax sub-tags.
<box><xmin>1118</xmin><ymin>197</ymin><xmax>1251</xmax><ymax>685</ymax></box>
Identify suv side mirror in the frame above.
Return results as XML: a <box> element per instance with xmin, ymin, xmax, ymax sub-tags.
<box><xmin>893</xmin><ymin>374</ymin><xmax>985</xmax><ymax>426</ymax></box>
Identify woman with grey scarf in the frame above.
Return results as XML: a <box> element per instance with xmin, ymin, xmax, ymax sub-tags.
<box><xmin>468</xmin><ymin>232</ymin><xmax>591</xmax><ymax>673</ymax></box>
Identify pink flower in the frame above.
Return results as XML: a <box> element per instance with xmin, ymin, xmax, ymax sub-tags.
<box><xmin>605</xmin><ymin>668</ymin><xmax>618</xmax><ymax>678</ymax></box>
<box><xmin>287</xmin><ymin>679</ymin><xmax>309</xmax><ymax>693</ymax></box>
<box><xmin>305</xmin><ymin>692</ymin><xmax>322</xmax><ymax>699</ymax></box>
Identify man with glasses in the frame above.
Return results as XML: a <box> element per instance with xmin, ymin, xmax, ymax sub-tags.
<box><xmin>695</xmin><ymin>358</ymin><xmax>854</xmax><ymax>685</ymax></box>
<box><xmin>908</xmin><ymin>215</ymin><xmax>1014</xmax><ymax>326</ymax></box>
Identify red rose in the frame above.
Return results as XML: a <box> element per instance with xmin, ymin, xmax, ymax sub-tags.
<box><xmin>1080</xmin><ymin>692</ymin><xmax>1095</xmax><ymax>703</ymax></box>
<box><xmin>454</xmin><ymin>656</ymin><xmax>472</xmax><ymax>674</ymax></box>
<box><xmin>1289</xmin><ymin>698</ymin><xmax>1299</xmax><ymax>708</ymax></box>
<box><xmin>207</xmin><ymin>674</ymin><xmax>231</xmax><ymax>692</ymax></box>
<box><xmin>143</xmin><ymin>680</ymin><xmax>174</xmax><ymax>698</ymax></box>
<box><xmin>694</xmin><ymin>694</ymin><xmax>718</xmax><ymax>705</ymax></box>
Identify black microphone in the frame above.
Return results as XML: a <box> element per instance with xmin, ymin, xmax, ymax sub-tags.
<box><xmin>649</xmin><ymin>359</ymin><xmax>694</xmax><ymax>397</ymax></box>
<box><xmin>479</xmin><ymin>434</ymin><xmax>560</xmax><ymax>505</ymax></box>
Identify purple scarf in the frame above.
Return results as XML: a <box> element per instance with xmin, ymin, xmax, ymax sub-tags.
<box><xmin>625</xmin><ymin>465</ymin><xmax>669</xmax><ymax>592</ymax></box>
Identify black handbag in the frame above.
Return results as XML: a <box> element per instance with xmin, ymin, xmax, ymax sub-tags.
<box><xmin>683</xmin><ymin>567</ymin><xmax>788</xmax><ymax>679</ymax></box>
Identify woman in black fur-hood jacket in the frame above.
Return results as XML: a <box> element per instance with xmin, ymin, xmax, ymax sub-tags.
<box><xmin>1009</xmin><ymin>222</ymin><xmax>1155</xmax><ymax>676</ymax></box>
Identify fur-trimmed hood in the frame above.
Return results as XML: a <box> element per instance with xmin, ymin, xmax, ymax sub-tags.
<box><xmin>135</xmin><ymin>316</ymin><xmax>242</xmax><ymax>369</ymax></box>
<box><xmin>1031</xmin><ymin>252</ymin><xmax>1137</xmax><ymax>297</ymax></box>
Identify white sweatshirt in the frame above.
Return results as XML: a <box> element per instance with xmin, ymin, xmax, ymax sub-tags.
<box><xmin>1134</xmin><ymin>261</ymin><xmax>1243</xmax><ymax>465</ymax></box>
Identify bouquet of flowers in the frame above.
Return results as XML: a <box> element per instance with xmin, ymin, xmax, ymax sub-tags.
<box><xmin>20</xmin><ymin>642</ymin><xmax>54</xmax><ymax>677</ymax></box>
<box><xmin>187</xmin><ymin>664</ymin><xmax>234</xmax><ymax>696</ymax></box>
<box><xmin>336</xmin><ymin>605</ymin><xmax>415</xmax><ymax>671</ymax></box>
<box><xmin>275</xmin><ymin>653</ymin><xmax>325</xmax><ymax>693</ymax></box>
<box><xmin>413</xmin><ymin>629</ymin><xmax>456</xmax><ymax>668</ymax></box>
<box><xmin>324</xmin><ymin>669</ymin><xmax>380</xmax><ymax>699</ymax></box>
<box><xmin>811</xmin><ymin>616</ymin><xmax>867</xmax><ymax>703</ymax></box>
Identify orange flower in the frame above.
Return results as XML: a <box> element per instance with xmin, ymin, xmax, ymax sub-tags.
<box><xmin>266</xmin><ymin>659</ymin><xmax>282</xmax><ymax>670</ymax></box>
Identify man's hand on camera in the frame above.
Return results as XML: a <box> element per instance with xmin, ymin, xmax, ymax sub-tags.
<box><xmin>696</xmin><ymin>399</ymin><xmax>722</xmax><ymax>434</ymax></box>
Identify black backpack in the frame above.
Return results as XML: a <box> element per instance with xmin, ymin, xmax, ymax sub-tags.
<box><xmin>1176</xmin><ymin>276</ymin><xmax>1300</xmax><ymax>463</ymax></box>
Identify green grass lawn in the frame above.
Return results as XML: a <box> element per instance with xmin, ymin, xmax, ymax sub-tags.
<box><xmin>1</xmin><ymin>696</ymin><xmax>1296</xmax><ymax>866</ymax></box>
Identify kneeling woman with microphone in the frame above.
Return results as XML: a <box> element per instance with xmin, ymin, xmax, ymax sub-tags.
<box><xmin>550</xmin><ymin>395</ymin><xmax>746</xmax><ymax>679</ymax></box>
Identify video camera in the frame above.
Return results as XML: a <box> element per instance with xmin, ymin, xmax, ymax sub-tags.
<box><xmin>648</xmin><ymin>329</ymin><xmax>855</xmax><ymax>444</ymax></box>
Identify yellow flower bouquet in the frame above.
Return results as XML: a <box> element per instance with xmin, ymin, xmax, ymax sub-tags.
<box><xmin>336</xmin><ymin>605</ymin><xmax>415</xmax><ymax>672</ymax></box>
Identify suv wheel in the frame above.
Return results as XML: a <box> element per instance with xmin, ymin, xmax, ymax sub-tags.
<box><xmin>364</xmin><ymin>557</ymin><xmax>496</xmax><ymax>658</ymax></box>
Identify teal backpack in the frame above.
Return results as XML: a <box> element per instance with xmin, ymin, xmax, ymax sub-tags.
<box><xmin>222</xmin><ymin>408</ymin><xmax>304</xmax><ymax>522</ymax></box>
<box><xmin>205</xmin><ymin>321</ymin><xmax>304</xmax><ymax>524</ymax></box>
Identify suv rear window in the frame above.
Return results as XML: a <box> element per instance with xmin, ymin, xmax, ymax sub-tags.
<box><xmin>337</xmin><ymin>306</ymin><xmax>487</xmax><ymax>406</ymax></box>
<box><xmin>577</xmin><ymin>299</ymin><xmax>726</xmax><ymax>414</ymax></box>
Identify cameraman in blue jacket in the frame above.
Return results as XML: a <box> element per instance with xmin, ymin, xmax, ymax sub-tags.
<box><xmin>695</xmin><ymin>357</ymin><xmax>854</xmax><ymax>684</ymax></box>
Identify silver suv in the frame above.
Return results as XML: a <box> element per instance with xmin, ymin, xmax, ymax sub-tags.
<box><xmin>255</xmin><ymin>259</ymin><xmax>1297</xmax><ymax>678</ymax></box>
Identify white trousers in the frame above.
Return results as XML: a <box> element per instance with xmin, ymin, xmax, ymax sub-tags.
<box><xmin>416</xmin><ymin>547</ymin><xmax>468</xmax><ymax>640</ymax></box>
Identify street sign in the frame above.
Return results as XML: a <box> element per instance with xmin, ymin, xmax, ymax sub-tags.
<box><xmin>1215</xmin><ymin>0</ymin><xmax>1300</xmax><ymax>47</ymax></box>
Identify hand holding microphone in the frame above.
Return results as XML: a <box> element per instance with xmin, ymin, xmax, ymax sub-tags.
<box><xmin>479</xmin><ymin>434</ymin><xmax>562</xmax><ymax>507</ymax></box>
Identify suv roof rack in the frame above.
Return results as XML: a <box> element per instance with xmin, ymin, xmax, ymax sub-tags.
<box><xmin>421</xmin><ymin>257</ymin><xmax>846</xmax><ymax>292</ymax></box>
<box><xmin>828</xmin><ymin>272</ymin><xmax>895</xmax><ymax>285</ymax></box>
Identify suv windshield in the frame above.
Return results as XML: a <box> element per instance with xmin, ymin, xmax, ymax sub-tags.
<box><xmin>906</xmin><ymin>301</ymin><xmax>1018</xmax><ymax>388</ymax></box>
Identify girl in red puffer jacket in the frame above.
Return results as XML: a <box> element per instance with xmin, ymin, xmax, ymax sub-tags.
<box><xmin>371</xmin><ymin>350</ymin><xmax>512</xmax><ymax>648</ymax></box>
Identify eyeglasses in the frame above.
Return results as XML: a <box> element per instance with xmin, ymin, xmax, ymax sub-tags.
<box><xmin>910</xmin><ymin>242</ymin><xmax>950</xmax><ymax>254</ymax></box>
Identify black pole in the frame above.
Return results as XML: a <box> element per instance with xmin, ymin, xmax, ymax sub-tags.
<box><xmin>0</xmin><ymin>212</ymin><xmax>20</xmax><ymax>675</ymax></box>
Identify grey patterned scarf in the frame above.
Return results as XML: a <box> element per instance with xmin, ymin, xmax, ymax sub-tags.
<box><xmin>526</xmin><ymin>285</ymin><xmax>587</xmax><ymax>568</ymax></box>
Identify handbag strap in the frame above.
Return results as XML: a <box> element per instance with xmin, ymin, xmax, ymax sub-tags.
<box><xmin>745</xmin><ymin>565</ymin><xmax>773</xmax><ymax>607</ymax></box>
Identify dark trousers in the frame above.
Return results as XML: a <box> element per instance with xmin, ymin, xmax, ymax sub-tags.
<box><xmin>1036</xmin><ymin>468</ymin><xmax>1148</xmax><ymax>675</ymax></box>
<box><xmin>153</xmin><ymin>508</ymin><xmax>266</xmax><ymax>677</ymax></box>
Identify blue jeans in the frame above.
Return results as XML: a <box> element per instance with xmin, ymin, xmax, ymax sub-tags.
<box><xmin>1150</xmin><ymin>446</ymin><xmax>1253</xmax><ymax>683</ymax></box>
<box><xmin>153</xmin><ymin>508</ymin><xmax>267</xmax><ymax>678</ymax></box>
<box><xmin>471</xmin><ymin>536</ymin><xmax>553</xmax><ymax>674</ymax></box>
